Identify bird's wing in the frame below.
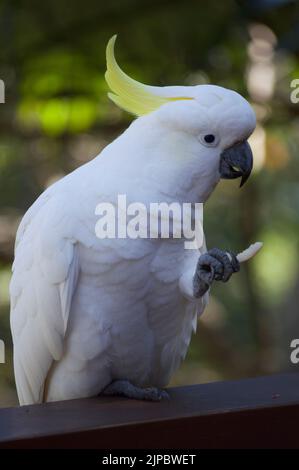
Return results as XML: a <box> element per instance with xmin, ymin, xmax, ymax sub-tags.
<box><xmin>10</xmin><ymin>190</ymin><xmax>80</xmax><ymax>405</ymax></box>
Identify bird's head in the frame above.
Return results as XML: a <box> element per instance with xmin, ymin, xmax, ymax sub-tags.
<box><xmin>105</xmin><ymin>36</ymin><xmax>256</xmax><ymax>202</ymax></box>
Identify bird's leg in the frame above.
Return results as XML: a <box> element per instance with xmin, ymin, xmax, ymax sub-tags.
<box><xmin>102</xmin><ymin>380</ymin><xmax>169</xmax><ymax>401</ymax></box>
<box><xmin>193</xmin><ymin>248</ymin><xmax>240</xmax><ymax>298</ymax></box>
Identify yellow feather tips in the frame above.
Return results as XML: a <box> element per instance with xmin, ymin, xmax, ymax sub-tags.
<box><xmin>105</xmin><ymin>35</ymin><xmax>193</xmax><ymax>116</ymax></box>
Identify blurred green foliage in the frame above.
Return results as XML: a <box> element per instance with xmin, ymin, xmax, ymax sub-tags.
<box><xmin>0</xmin><ymin>0</ymin><xmax>299</xmax><ymax>407</ymax></box>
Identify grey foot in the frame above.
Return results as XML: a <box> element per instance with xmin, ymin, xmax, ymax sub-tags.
<box><xmin>193</xmin><ymin>248</ymin><xmax>240</xmax><ymax>297</ymax></box>
<box><xmin>102</xmin><ymin>380</ymin><xmax>169</xmax><ymax>402</ymax></box>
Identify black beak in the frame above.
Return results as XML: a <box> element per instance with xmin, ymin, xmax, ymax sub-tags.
<box><xmin>219</xmin><ymin>140</ymin><xmax>253</xmax><ymax>187</ymax></box>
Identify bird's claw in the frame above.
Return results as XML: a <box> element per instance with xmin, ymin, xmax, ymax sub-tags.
<box><xmin>143</xmin><ymin>387</ymin><xmax>170</xmax><ymax>401</ymax></box>
<box><xmin>193</xmin><ymin>248</ymin><xmax>239</xmax><ymax>297</ymax></box>
<box><xmin>102</xmin><ymin>379</ymin><xmax>169</xmax><ymax>402</ymax></box>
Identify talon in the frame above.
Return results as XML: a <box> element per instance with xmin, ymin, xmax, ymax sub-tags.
<box><xmin>103</xmin><ymin>380</ymin><xmax>169</xmax><ymax>402</ymax></box>
<box><xmin>193</xmin><ymin>247</ymin><xmax>240</xmax><ymax>297</ymax></box>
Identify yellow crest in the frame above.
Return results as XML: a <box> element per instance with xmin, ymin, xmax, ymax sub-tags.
<box><xmin>105</xmin><ymin>35</ymin><xmax>193</xmax><ymax>116</ymax></box>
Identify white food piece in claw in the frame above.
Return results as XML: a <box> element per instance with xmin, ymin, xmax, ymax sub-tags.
<box><xmin>236</xmin><ymin>242</ymin><xmax>263</xmax><ymax>263</ymax></box>
<box><xmin>226</xmin><ymin>242</ymin><xmax>263</xmax><ymax>263</ymax></box>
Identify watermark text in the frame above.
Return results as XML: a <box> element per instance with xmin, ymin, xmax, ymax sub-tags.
<box><xmin>290</xmin><ymin>79</ymin><xmax>299</xmax><ymax>104</ymax></box>
<box><xmin>0</xmin><ymin>340</ymin><xmax>5</xmax><ymax>364</ymax></box>
<box><xmin>290</xmin><ymin>339</ymin><xmax>299</xmax><ymax>364</ymax></box>
<box><xmin>0</xmin><ymin>79</ymin><xmax>4</xmax><ymax>103</ymax></box>
<box><xmin>95</xmin><ymin>195</ymin><xmax>204</xmax><ymax>250</ymax></box>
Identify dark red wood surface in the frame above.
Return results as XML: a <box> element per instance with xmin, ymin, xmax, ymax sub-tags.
<box><xmin>1</xmin><ymin>373</ymin><xmax>299</xmax><ymax>448</ymax></box>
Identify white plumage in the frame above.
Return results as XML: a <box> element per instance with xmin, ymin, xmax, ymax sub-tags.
<box><xmin>10</xmin><ymin>41</ymin><xmax>256</xmax><ymax>404</ymax></box>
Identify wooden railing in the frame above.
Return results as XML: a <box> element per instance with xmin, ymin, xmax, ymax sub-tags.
<box><xmin>0</xmin><ymin>373</ymin><xmax>299</xmax><ymax>448</ymax></box>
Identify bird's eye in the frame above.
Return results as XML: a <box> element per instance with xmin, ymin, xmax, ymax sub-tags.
<box><xmin>204</xmin><ymin>134</ymin><xmax>215</xmax><ymax>144</ymax></box>
<box><xmin>199</xmin><ymin>133</ymin><xmax>219</xmax><ymax>147</ymax></box>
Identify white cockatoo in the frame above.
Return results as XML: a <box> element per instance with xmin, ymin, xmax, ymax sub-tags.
<box><xmin>10</xmin><ymin>36</ymin><xmax>256</xmax><ymax>405</ymax></box>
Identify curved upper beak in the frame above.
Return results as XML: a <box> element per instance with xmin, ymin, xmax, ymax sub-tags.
<box><xmin>219</xmin><ymin>140</ymin><xmax>253</xmax><ymax>187</ymax></box>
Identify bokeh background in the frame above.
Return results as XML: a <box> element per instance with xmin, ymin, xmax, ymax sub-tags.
<box><xmin>0</xmin><ymin>0</ymin><xmax>299</xmax><ymax>407</ymax></box>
